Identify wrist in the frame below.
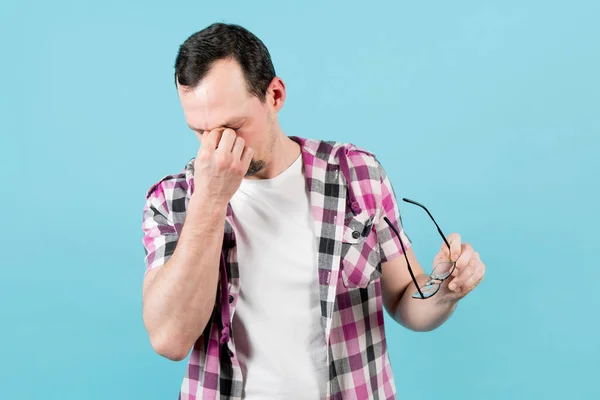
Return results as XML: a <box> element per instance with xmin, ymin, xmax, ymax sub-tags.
<box><xmin>188</xmin><ymin>192</ymin><xmax>228</xmax><ymax>221</ymax></box>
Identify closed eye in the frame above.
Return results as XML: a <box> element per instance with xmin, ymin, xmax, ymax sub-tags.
<box><xmin>188</xmin><ymin>122</ymin><xmax>244</xmax><ymax>135</ymax></box>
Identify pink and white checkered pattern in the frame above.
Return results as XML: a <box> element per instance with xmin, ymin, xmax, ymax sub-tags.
<box><xmin>141</xmin><ymin>136</ymin><xmax>411</xmax><ymax>399</ymax></box>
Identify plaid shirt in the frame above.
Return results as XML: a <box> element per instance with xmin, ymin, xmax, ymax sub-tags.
<box><xmin>142</xmin><ymin>136</ymin><xmax>411</xmax><ymax>400</ymax></box>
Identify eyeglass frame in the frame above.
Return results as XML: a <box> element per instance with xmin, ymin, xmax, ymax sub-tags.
<box><xmin>383</xmin><ymin>198</ymin><xmax>455</xmax><ymax>299</ymax></box>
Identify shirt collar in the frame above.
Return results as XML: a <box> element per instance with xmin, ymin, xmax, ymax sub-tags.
<box><xmin>182</xmin><ymin>135</ymin><xmax>364</xmax><ymax>215</ymax></box>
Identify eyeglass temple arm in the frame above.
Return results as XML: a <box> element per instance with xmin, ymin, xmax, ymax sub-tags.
<box><xmin>383</xmin><ymin>216</ymin><xmax>425</xmax><ymax>299</ymax></box>
<box><xmin>402</xmin><ymin>198</ymin><xmax>451</xmax><ymax>251</ymax></box>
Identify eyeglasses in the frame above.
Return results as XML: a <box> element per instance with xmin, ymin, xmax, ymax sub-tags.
<box><xmin>383</xmin><ymin>198</ymin><xmax>455</xmax><ymax>299</ymax></box>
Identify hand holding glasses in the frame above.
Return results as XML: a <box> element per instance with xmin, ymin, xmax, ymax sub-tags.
<box><xmin>383</xmin><ymin>198</ymin><xmax>457</xmax><ymax>300</ymax></box>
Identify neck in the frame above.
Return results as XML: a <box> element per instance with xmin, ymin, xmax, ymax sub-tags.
<box><xmin>247</xmin><ymin>129</ymin><xmax>301</xmax><ymax>180</ymax></box>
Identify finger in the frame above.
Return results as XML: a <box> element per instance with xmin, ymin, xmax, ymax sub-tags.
<box><xmin>460</xmin><ymin>251</ymin><xmax>482</xmax><ymax>278</ymax></box>
<box><xmin>460</xmin><ymin>261</ymin><xmax>484</xmax><ymax>291</ymax></box>
<box><xmin>455</xmin><ymin>243</ymin><xmax>474</xmax><ymax>273</ymax></box>
<box><xmin>240</xmin><ymin>145</ymin><xmax>254</xmax><ymax>170</ymax></box>
<box><xmin>449</xmin><ymin>260</ymin><xmax>476</xmax><ymax>291</ymax></box>
<box><xmin>231</xmin><ymin>136</ymin><xmax>246</xmax><ymax>160</ymax></box>
<box><xmin>202</xmin><ymin>128</ymin><xmax>224</xmax><ymax>150</ymax></box>
<box><xmin>472</xmin><ymin>254</ymin><xmax>485</xmax><ymax>283</ymax></box>
<box><xmin>433</xmin><ymin>250</ymin><xmax>448</xmax><ymax>266</ymax></box>
<box><xmin>216</xmin><ymin>128</ymin><xmax>237</xmax><ymax>153</ymax></box>
<box><xmin>446</xmin><ymin>276</ymin><xmax>461</xmax><ymax>293</ymax></box>
<box><xmin>445</xmin><ymin>233</ymin><xmax>462</xmax><ymax>262</ymax></box>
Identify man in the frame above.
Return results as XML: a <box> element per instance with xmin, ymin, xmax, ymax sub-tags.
<box><xmin>141</xmin><ymin>22</ymin><xmax>485</xmax><ymax>400</ymax></box>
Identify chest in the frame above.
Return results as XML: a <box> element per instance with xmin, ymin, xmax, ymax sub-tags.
<box><xmin>223</xmin><ymin>160</ymin><xmax>383</xmax><ymax>336</ymax></box>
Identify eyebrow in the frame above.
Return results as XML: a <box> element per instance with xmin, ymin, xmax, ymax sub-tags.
<box><xmin>188</xmin><ymin>117</ymin><xmax>245</xmax><ymax>132</ymax></box>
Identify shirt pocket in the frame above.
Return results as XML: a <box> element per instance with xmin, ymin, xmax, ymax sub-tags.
<box><xmin>340</xmin><ymin>209</ymin><xmax>382</xmax><ymax>288</ymax></box>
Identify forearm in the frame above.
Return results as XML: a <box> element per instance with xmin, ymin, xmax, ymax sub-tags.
<box><xmin>142</xmin><ymin>193</ymin><xmax>227</xmax><ymax>359</ymax></box>
<box><xmin>393</xmin><ymin>274</ymin><xmax>458</xmax><ymax>332</ymax></box>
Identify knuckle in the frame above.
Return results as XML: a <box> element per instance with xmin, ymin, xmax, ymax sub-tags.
<box><xmin>237</xmin><ymin>160</ymin><xmax>249</xmax><ymax>173</ymax></box>
<box><xmin>229</xmin><ymin>159</ymin><xmax>240</xmax><ymax>171</ymax></box>
<box><xmin>229</xmin><ymin>159</ymin><xmax>245</xmax><ymax>174</ymax></box>
<box><xmin>197</xmin><ymin>150</ymin><xmax>211</xmax><ymax>162</ymax></box>
<box><xmin>215</xmin><ymin>154</ymin><xmax>231</xmax><ymax>169</ymax></box>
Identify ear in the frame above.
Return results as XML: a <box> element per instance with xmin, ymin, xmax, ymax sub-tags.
<box><xmin>267</xmin><ymin>77</ymin><xmax>286</xmax><ymax>112</ymax></box>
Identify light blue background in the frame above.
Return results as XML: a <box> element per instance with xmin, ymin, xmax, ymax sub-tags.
<box><xmin>1</xmin><ymin>1</ymin><xmax>598</xmax><ymax>399</ymax></box>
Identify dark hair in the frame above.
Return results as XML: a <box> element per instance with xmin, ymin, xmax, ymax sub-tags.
<box><xmin>174</xmin><ymin>23</ymin><xmax>276</xmax><ymax>102</ymax></box>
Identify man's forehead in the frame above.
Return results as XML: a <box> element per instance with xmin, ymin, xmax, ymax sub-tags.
<box><xmin>178</xmin><ymin>76</ymin><xmax>250</xmax><ymax>130</ymax></box>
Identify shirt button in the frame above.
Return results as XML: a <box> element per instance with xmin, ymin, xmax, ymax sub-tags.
<box><xmin>352</xmin><ymin>231</ymin><xmax>360</xmax><ymax>239</ymax></box>
<box><xmin>228</xmin><ymin>295</ymin><xmax>234</xmax><ymax>303</ymax></box>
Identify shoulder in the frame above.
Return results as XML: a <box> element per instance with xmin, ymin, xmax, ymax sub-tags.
<box><xmin>297</xmin><ymin>136</ymin><xmax>381</xmax><ymax>169</ymax></box>
<box><xmin>342</xmin><ymin>142</ymin><xmax>381</xmax><ymax>169</ymax></box>
<box><xmin>143</xmin><ymin>158</ymin><xmax>194</xmax><ymax>215</ymax></box>
<box><xmin>331</xmin><ymin>140</ymin><xmax>384</xmax><ymax>179</ymax></box>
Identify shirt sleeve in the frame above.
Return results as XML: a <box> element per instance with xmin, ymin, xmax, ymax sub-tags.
<box><xmin>374</xmin><ymin>159</ymin><xmax>412</xmax><ymax>263</ymax></box>
<box><xmin>141</xmin><ymin>181</ymin><xmax>179</xmax><ymax>274</ymax></box>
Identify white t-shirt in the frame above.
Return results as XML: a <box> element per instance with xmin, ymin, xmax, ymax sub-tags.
<box><xmin>229</xmin><ymin>154</ymin><xmax>328</xmax><ymax>399</ymax></box>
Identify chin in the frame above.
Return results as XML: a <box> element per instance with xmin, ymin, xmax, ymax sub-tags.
<box><xmin>245</xmin><ymin>160</ymin><xmax>265</xmax><ymax>177</ymax></box>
